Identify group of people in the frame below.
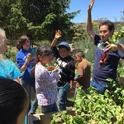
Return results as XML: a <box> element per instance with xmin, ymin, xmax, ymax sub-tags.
<box><xmin>0</xmin><ymin>29</ymin><xmax>29</xmax><ymax>124</ymax></box>
<box><xmin>0</xmin><ymin>0</ymin><xmax>124</xmax><ymax>124</ymax></box>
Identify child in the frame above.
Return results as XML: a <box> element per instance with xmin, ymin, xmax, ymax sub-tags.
<box><xmin>35</xmin><ymin>45</ymin><xmax>60</xmax><ymax>114</ymax></box>
<box><xmin>74</xmin><ymin>50</ymin><xmax>91</xmax><ymax>93</ymax></box>
<box><xmin>51</xmin><ymin>30</ymin><xmax>75</xmax><ymax>111</ymax></box>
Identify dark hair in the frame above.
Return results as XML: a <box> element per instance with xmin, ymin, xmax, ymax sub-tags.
<box><xmin>76</xmin><ymin>51</ymin><xmax>85</xmax><ymax>58</ymax></box>
<box><xmin>16</xmin><ymin>35</ymin><xmax>29</xmax><ymax>50</ymax></box>
<box><xmin>36</xmin><ymin>45</ymin><xmax>53</xmax><ymax>62</ymax></box>
<box><xmin>0</xmin><ymin>78</ymin><xmax>27</xmax><ymax>124</ymax></box>
<box><xmin>58</xmin><ymin>41</ymin><xmax>71</xmax><ymax>51</ymax></box>
<box><xmin>73</xmin><ymin>49</ymin><xmax>85</xmax><ymax>58</ymax></box>
<box><xmin>99</xmin><ymin>20</ymin><xmax>115</xmax><ymax>32</ymax></box>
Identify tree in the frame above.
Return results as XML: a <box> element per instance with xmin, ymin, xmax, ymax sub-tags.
<box><xmin>72</xmin><ymin>24</ymin><xmax>95</xmax><ymax>62</ymax></box>
<box><xmin>0</xmin><ymin>0</ymin><xmax>78</xmax><ymax>43</ymax></box>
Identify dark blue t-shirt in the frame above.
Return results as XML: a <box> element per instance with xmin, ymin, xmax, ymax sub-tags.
<box><xmin>93</xmin><ymin>35</ymin><xmax>124</xmax><ymax>83</ymax></box>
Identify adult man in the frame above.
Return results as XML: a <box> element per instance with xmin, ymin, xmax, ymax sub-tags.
<box><xmin>87</xmin><ymin>0</ymin><xmax>124</xmax><ymax>93</ymax></box>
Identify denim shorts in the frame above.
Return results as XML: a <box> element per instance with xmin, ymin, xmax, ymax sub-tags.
<box><xmin>90</xmin><ymin>80</ymin><xmax>108</xmax><ymax>93</ymax></box>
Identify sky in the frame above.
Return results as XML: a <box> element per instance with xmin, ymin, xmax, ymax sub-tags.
<box><xmin>67</xmin><ymin>0</ymin><xmax>124</xmax><ymax>23</ymax></box>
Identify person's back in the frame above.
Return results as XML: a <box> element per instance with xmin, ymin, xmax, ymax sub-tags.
<box><xmin>0</xmin><ymin>77</ymin><xmax>28</xmax><ymax>124</ymax></box>
<box><xmin>35</xmin><ymin>63</ymin><xmax>58</xmax><ymax>106</ymax></box>
<box><xmin>35</xmin><ymin>45</ymin><xmax>60</xmax><ymax>116</ymax></box>
<box><xmin>0</xmin><ymin>59</ymin><xmax>21</xmax><ymax>80</ymax></box>
<box><xmin>77</xmin><ymin>58</ymin><xmax>91</xmax><ymax>89</ymax></box>
<box><xmin>74</xmin><ymin>51</ymin><xmax>91</xmax><ymax>90</ymax></box>
<box><xmin>0</xmin><ymin>27</ymin><xmax>21</xmax><ymax>83</ymax></box>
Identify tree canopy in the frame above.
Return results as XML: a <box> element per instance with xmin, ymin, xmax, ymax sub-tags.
<box><xmin>0</xmin><ymin>0</ymin><xmax>79</xmax><ymax>42</ymax></box>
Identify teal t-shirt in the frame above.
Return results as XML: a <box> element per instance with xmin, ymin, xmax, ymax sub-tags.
<box><xmin>0</xmin><ymin>59</ymin><xmax>21</xmax><ymax>79</ymax></box>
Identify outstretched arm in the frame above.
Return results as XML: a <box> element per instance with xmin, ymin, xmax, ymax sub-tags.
<box><xmin>105</xmin><ymin>43</ymin><xmax>124</xmax><ymax>53</ymax></box>
<box><xmin>51</xmin><ymin>30</ymin><xmax>62</xmax><ymax>47</ymax></box>
<box><xmin>87</xmin><ymin>0</ymin><xmax>95</xmax><ymax>40</ymax></box>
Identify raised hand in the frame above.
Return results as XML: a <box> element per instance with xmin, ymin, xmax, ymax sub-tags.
<box><xmin>88</xmin><ymin>0</ymin><xmax>95</xmax><ymax>12</ymax></box>
<box><xmin>54</xmin><ymin>30</ymin><xmax>62</xmax><ymax>40</ymax></box>
<box><xmin>105</xmin><ymin>44</ymin><xmax>118</xmax><ymax>52</ymax></box>
<box><xmin>51</xmin><ymin>30</ymin><xmax>62</xmax><ymax>47</ymax></box>
<box><xmin>25</xmin><ymin>53</ymin><xmax>32</xmax><ymax>64</ymax></box>
<box><xmin>20</xmin><ymin>53</ymin><xmax>32</xmax><ymax>72</ymax></box>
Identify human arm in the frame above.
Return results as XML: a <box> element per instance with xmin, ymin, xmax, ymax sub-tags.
<box><xmin>51</xmin><ymin>30</ymin><xmax>62</xmax><ymax>58</ymax></box>
<box><xmin>69</xmin><ymin>61</ymin><xmax>75</xmax><ymax>80</ymax></box>
<box><xmin>20</xmin><ymin>53</ymin><xmax>32</xmax><ymax>72</ymax></box>
<box><xmin>75</xmin><ymin>62</ymin><xmax>91</xmax><ymax>89</ymax></box>
<box><xmin>68</xmin><ymin>61</ymin><xmax>75</xmax><ymax>87</ymax></box>
<box><xmin>16</xmin><ymin>53</ymin><xmax>32</xmax><ymax>72</ymax></box>
<box><xmin>87</xmin><ymin>0</ymin><xmax>96</xmax><ymax>40</ymax></box>
<box><xmin>105</xmin><ymin>43</ymin><xmax>124</xmax><ymax>53</ymax></box>
<box><xmin>51</xmin><ymin>30</ymin><xmax>62</xmax><ymax>47</ymax></box>
<box><xmin>99</xmin><ymin>43</ymin><xmax>124</xmax><ymax>64</ymax></box>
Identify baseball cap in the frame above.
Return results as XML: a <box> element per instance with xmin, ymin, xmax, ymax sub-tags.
<box><xmin>57</xmin><ymin>41</ymin><xmax>70</xmax><ymax>50</ymax></box>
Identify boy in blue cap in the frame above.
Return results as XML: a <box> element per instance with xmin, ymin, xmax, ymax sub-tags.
<box><xmin>51</xmin><ymin>30</ymin><xmax>75</xmax><ymax>111</ymax></box>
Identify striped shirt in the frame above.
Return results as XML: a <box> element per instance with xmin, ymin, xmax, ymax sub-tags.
<box><xmin>35</xmin><ymin>63</ymin><xmax>59</xmax><ymax>106</ymax></box>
